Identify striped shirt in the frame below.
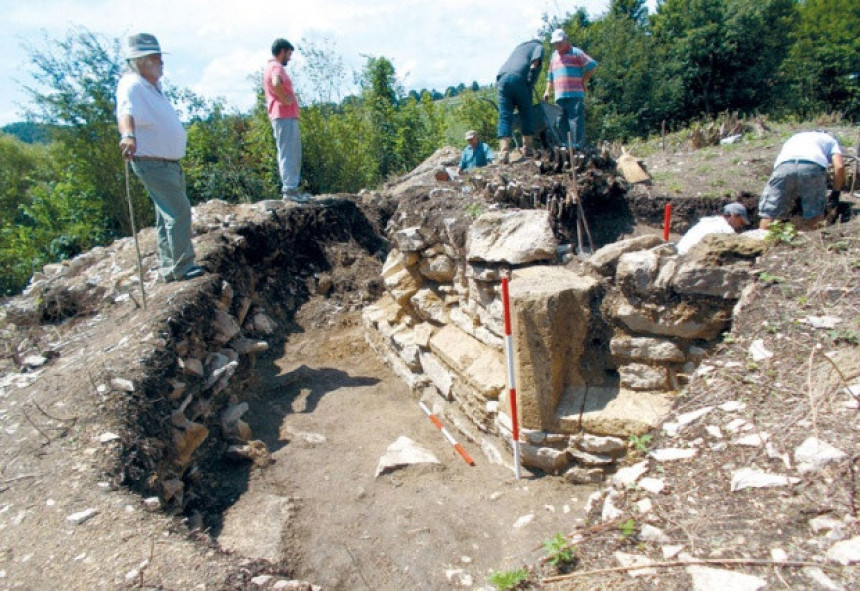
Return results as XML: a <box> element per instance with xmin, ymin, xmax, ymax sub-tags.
<box><xmin>547</xmin><ymin>47</ymin><xmax>598</xmax><ymax>99</ymax></box>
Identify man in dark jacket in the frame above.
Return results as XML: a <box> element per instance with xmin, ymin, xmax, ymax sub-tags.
<box><xmin>496</xmin><ymin>39</ymin><xmax>543</xmax><ymax>163</ymax></box>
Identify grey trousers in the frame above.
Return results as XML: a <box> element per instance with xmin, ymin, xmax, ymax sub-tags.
<box><xmin>272</xmin><ymin>117</ymin><xmax>302</xmax><ymax>194</ymax></box>
<box><xmin>131</xmin><ymin>160</ymin><xmax>196</xmax><ymax>281</ymax></box>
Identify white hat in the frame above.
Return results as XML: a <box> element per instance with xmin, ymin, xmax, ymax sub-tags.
<box><xmin>464</xmin><ymin>130</ymin><xmax>477</xmax><ymax>140</ymax></box>
<box><xmin>126</xmin><ymin>33</ymin><xmax>163</xmax><ymax>60</ymax></box>
<box><xmin>550</xmin><ymin>29</ymin><xmax>567</xmax><ymax>44</ymax></box>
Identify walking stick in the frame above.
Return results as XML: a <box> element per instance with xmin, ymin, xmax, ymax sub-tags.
<box><xmin>124</xmin><ymin>159</ymin><xmax>147</xmax><ymax>310</ymax></box>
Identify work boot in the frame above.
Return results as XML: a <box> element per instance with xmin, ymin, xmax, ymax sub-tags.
<box><xmin>499</xmin><ymin>137</ymin><xmax>511</xmax><ymax>164</ymax></box>
<box><xmin>522</xmin><ymin>135</ymin><xmax>535</xmax><ymax>158</ymax></box>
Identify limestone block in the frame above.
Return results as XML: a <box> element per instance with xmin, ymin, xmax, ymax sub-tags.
<box><xmin>364</xmin><ymin>330</ymin><xmax>428</xmax><ymax>390</ymax></box>
<box><xmin>619</xmin><ymin>362</ymin><xmax>669</xmax><ymax>391</ymax></box>
<box><xmin>556</xmin><ymin>386</ymin><xmax>673</xmax><ymax>437</ymax></box>
<box><xmin>520</xmin><ymin>443</ymin><xmax>573</xmax><ymax>475</ymax></box>
<box><xmin>420</xmin><ymin>351</ymin><xmax>454</xmax><ymax>400</ymax></box>
<box><xmin>474</xmin><ymin>326</ymin><xmax>504</xmax><ymax>349</ymax></box>
<box><xmin>671</xmin><ymin>261</ymin><xmax>754</xmax><ymax>299</ymax></box>
<box><xmin>466</xmin><ymin>262</ymin><xmax>503</xmax><ymax>282</ymax></box>
<box><xmin>468</xmin><ymin>276</ymin><xmax>499</xmax><ymax>309</ymax></box>
<box><xmin>573</xmin><ymin>433</ymin><xmax>628</xmax><ymax>457</ymax></box>
<box><xmin>614</xmin><ymin>302</ymin><xmax>729</xmax><ymax>340</ymax></box>
<box><xmin>230</xmin><ymin>337</ymin><xmax>269</xmax><ymax>355</ymax></box>
<box><xmin>507</xmin><ymin>266</ymin><xmax>599</xmax><ymax>431</ymax></box>
<box><xmin>610</xmin><ymin>336</ymin><xmax>686</xmax><ymax>363</ymax></box>
<box><xmin>616</xmin><ymin>250</ymin><xmax>659</xmax><ymax>296</ymax></box>
<box><xmin>654</xmin><ymin>257</ymin><xmax>679</xmax><ymax>290</ymax></box>
<box><xmin>475</xmin><ymin>299</ymin><xmax>505</xmax><ymax>337</ymax></box>
<box><xmin>564</xmin><ymin>466</ymin><xmax>605</xmax><ymax>484</ymax></box>
<box><xmin>393</xmin><ymin>226</ymin><xmax>427</xmax><ymax>252</ymax></box>
<box><xmin>429</xmin><ymin>325</ymin><xmax>506</xmax><ymax>399</ymax></box>
<box><xmin>391</xmin><ymin>322</ymin><xmax>435</xmax><ymax>349</ymax></box>
<box><xmin>568</xmin><ymin>448</ymin><xmax>614</xmax><ymax>465</ymax></box>
<box><xmin>410</xmin><ymin>288</ymin><xmax>449</xmax><ymax>324</ymax></box>
<box><xmin>212</xmin><ymin>309</ymin><xmax>241</xmax><ymax>345</ymax></box>
<box><xmin>173</xmin><ymin>422</ymin><xmax>209</xmax><ymax>465</ymax></box>
<box><xmin>449</xmin><ymin>306</ymin><xmax>478</xmax><ymax>338</ymax></box>
<box><xmin>249</xmin><ymin>311</ymin><xmax>278</xmax><ymax>336</ymax></box>
<box><xmin>398</xmin><ymin>343</ymin><xmax>421</xmax><ymax>371</ymax></box>
<box><xmin>361</xmin><ymin>295</ymin><xmax>402</xmax><ymax>330</ymax></box>
<box><xmin>218</xmin><ymin>493</ymin><xmax>293</xmax><ymax>563</ymax></box>
<box><xmin>466</xmin><ymin>210</ymin><xmax>557</xmax><ymax>265</ymax></box>
<box><xmin>382</xmin><ymin>251</ymin><xmax>424</xmax><ymax>306</ymax></box>
<box><xmin>587</xmin><ymin>235</ymin><xmax>664</xmax><ymax>276</ymax></box>
<box><xmin>182</xmin><ymin>357</ymin><xmax>205</xmax><ymax>377</ymax></box>
<box><xmin>419</xmin><ymin>253</ymin><xmax>456</xmax><ymax>282</ymax></box>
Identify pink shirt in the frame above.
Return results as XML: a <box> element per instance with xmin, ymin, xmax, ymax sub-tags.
<box><xmin>264</xmin><ymin>59</ymin><xmax>299</xmax><ymax>120</ymax></box>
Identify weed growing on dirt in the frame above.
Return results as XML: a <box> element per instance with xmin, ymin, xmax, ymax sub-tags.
<box><xmin>464</xmin><ymin>202</ymin><xmax>485</xmax><ymax>218</ymax></box>
<box><xmin>629</xmin><ymin>433</ymin><xmax>653</xmax><ymax>453</ymax></box>
<box><xmin>765</xmin><ymin>220</ymin><xmax>798</xmax><ymax>245</ymax></box>
<box><xmin>759</xmin><ymin>271</ymin><xmax>784</xmax><ymax>284</ymax></box>
<box><xmin>829</xmin><ymin>328</ymin><xmax>859</xmax><ymax>346</ymax></box>
<box><xmin>619</xmin><ymin>518</ymin><xmax>636</xmax><ymax>539</ymax></box>
<box><xmin>542</xmin><ymin>533</ymin><xmax>576</xmax><ymax>568</ymax></box>
<box><xmin>488</xmin><ymin>568</ymin><xmax>530</xmax><ymax>590</ymax></box>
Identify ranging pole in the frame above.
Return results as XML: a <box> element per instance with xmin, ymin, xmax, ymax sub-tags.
<box><xmin>419</xmin><ymin>401</ymin><xmax>475</xmax><ymax>466</ymax></box>
<box><xmin>500</xmin><ymin>277</ymin><xmax>521</xmax><ymax>479</ymax></box>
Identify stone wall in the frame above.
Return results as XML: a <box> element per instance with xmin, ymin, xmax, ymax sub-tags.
<box><xmin>363</xmin><ymin>207</ymin><xmax>765</xmax><ymax>478</ymax></box>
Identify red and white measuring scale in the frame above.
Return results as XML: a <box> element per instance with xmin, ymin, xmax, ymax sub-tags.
<box><xmin>500</xmin><ymin>277</ymin><xmax>522</xmax><ymax>479</ymax></box>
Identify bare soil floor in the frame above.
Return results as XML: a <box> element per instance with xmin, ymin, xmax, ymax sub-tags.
<box><xmin>226</xmin><ymin>302</ymin><xmax>594</xmax><ymax>590</ymax></box>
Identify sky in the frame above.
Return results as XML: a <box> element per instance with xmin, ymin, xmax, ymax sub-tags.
<box><xmin>0</xmin><ymin>0</ymin><xmax>657</xmax><ymax>126</ymax></box>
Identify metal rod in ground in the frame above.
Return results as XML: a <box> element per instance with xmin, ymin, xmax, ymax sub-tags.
<box><xmin>418</xmin><ymin>402</ymin><xmax>475</xmax><ymax>466</ymax></box>
<box><xmin>124</xmin><ymin>159</ymin><xmax>147</xmax><ymax>310</ymax></box>
<box><xmin>500</xmin><ymin>277</ymin><xmax>521</xmax><ymax>480</ymax></box>
<box><xmin>567</xmin><ymin>131</ymin><xmax>594</xmax><ymax>254</ymax></box>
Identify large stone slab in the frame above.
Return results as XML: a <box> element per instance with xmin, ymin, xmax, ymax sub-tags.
<box><xmin>587</xmin><ymin>235</ymin><xmax>664</xmax><ymax>276</ymax></box>
<box><xmin>556</xmin><ymin>386</ymin><xmax>673</xmax><ymax>436</ymax></box>
<box><xmin>610</xmin><ymin>336</ymin><xmax>686</xmax><ymax>363</ymax></box>
<box><xmin>508</xmin><ymin>266</ymin><xmax>599</xmax><ymax>431</ymax></box>
<box><xmin>218</xmin><ymin>492</ymin><xmax>294</xmax><ymax>562</ymax></box>
<box><xmin>466</xmin><ymin>210</ymin><xmax>557</xmax><ymax>265</ymax></box>
<box><xmin>614</xmin><ymin>301</ymin><xmax>729</xmax><ymax>340</ymax></box>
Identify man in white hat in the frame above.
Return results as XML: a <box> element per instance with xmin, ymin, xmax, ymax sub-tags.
<box><xmin>542</xmin><ymin>28</ymin><xmax>597</xmax><ymax>150</ymax></box>
<box><xmin>115</xmin><ymin>33</ymin><xmax>204</xmax><ymax>283</ymax></box>
<box><xmin>459</xmin><ymin>130</ymin><xmax>494</xmax><ymax>173</ymax></box>
<box><xmin>676</xmin><ymin>202</ymin><xmax>751</xmax><ymax>255</ymax></box>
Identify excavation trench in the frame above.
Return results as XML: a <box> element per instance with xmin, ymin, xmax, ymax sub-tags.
<box><xmin>89</xmin><ymin>153</ymin><xmax>766</xmax><ymax>587</ymax></box>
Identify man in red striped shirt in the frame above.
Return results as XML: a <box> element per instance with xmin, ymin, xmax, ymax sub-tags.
<box><xmin>542</xmin><ymin>28</ymin><xmax>598</xmax><ymax>150</ymax></box>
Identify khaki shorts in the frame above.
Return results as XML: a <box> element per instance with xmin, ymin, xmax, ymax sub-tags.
<box><xmin>758</xmin><ymin>160</ymin><xmax>827</xmax><ymax>220</ymax></box>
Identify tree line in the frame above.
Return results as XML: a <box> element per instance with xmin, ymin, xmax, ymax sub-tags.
<box><xmin>1</xmin><ymin>0</ymin><xmax>856</xmax><ymax>295</ymax></box>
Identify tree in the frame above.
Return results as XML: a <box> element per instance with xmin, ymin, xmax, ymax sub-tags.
<box><xmin>780</xmin><ymin>0</ymin><xmax>859</xmax><ymax>118</ymax></box>
<box><xmin>361</xmin><ymin>56</ymin><xmax>401</xmax><ymax>180</ymax></box>
<box><xmin>585</xmin><ymin>0</ymin><xmax>666</xmax><ymax>140</ymax></box>
<box><xmin>22</xmin><ymin>28</ymin><xmax>145</xmax><ymax>237</ymax></box>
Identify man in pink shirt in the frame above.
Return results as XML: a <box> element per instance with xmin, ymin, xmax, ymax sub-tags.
<box><xmin>264</xmin><ymin>38</ymin><xmax>307</xmax><ymax>202</ymax></box>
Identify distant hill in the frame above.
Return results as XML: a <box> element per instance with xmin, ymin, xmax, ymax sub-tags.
<box><xmin>1</xmin><ymin>121</ymin><xmax>56</xmax><ymax>144</ymax></box>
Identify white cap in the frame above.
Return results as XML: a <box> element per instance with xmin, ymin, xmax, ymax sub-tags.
<box><xmin>550</xmin><ymin>29</ymin><xmax>567</xmax><ymax>44</ymax></box>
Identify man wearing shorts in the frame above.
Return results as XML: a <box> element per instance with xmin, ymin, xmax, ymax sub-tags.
<box><xmin>758</xmin><ymin>131</ymin><xmax>845</xmax><ymax>229</ymax></box>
